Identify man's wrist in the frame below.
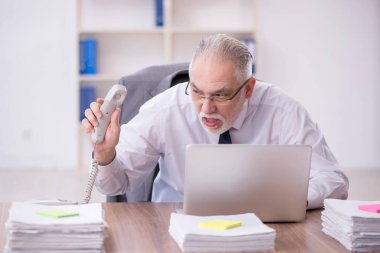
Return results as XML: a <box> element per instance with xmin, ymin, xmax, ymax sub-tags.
<box><xmin>94</xmin><ymin>148</ymin><xmax>116</xmax><ymax>166</ymax></box>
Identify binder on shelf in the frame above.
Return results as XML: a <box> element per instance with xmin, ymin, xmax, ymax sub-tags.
<box><xmin>80</xmin><ymin>86</ymin><xmax>96</xmax><ymax>121</ymax></box>
<box><xmin>239</xmin><ymin>38</ymin><xmax>256</xmax><ymax>75</ymax></box>
<box><xmin>80</xmin><ymin>38</ymin><xmax>97</xmax><ymax>74</ymax></box>
<box><xmin>155</xmin><ymin>0</ymin><xmax>164</xmax><ymax>27</ymax></box>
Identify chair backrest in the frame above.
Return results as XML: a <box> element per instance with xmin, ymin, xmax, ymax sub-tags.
<box><xmin>106</xmin><ymin>62</ymin><xmax>189</xmax><ymax>202</ymax></box>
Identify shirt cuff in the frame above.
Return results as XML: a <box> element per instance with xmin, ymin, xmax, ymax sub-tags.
<box><xmin>95</xmin><ymin>155</ymin><xmax>119</xmax><ymax>180</ymax></box>
<box><xmin>307</xmin><ymin>187</ymin><xmax>323</xmax><ymax>210</ymax></box>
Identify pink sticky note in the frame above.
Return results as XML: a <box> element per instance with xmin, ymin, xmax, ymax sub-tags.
<box><xmin>358</xmin><ymin>204</ymin><xmax>380</xmax><ymax>213</ymax></box>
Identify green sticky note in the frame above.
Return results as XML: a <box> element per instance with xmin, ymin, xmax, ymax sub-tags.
<box><xmin>198</xmin><ymin>219</ymin><xmax>242</xmax><ymax>230</ymax></box>
<box><xmin>37</xmin><ymin>210</ymin><xmax>80</xmax><ymax>218</ymax></box>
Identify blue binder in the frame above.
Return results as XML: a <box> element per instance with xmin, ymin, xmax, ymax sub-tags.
<box><xmin>155</xmin><ymin>0</ymin><xmax>164</xmax><ymax>27</ymax></box>
<box><xmin>80</xmin><ymin>86</ymin><xmax>96</xmax><ymax>121</ymax></box>
<box><xmin>80</xmin><ymin>39</ymin><xmax>97</xmax><ymax>74</ymax></box>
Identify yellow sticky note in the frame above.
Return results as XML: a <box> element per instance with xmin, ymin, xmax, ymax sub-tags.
<box><xmin>37</xmin><ymin>210</ymin><xmax>80</xmax><ymax>218</ymax></box>
<box><xmin>198</xmin><ymin>219</ymin><xmax>242</xmax><ymax>230</ymax></box>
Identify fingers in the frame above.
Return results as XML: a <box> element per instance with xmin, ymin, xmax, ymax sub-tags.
<box><xmin>96</xmin><ymin>98</ymin><xmax>104</xmax><ymax>105</ymax></box>
<box><xmin>81</xmin><ymin>98</ymin><xmax>104</xmax><ymax>133</ymax></box>
<box><xmin>81</xmin><ymin>118</ymin><xmax>93</xmax><ymax>134</ymax></box>
<box><xmin>110</xmin><ymin>107</ymin><xmax>121</xmax><ymax>129</ymax></box>
<box><xmin>81</xmin><ymin>98</ymin><xmax>121</xmax><ymax>146</ymax></box>
<box><xmin>90</xmin><ymin>101</ymin><xmax>102</xmax><ymax>119</ymax></box>
<box><xmin>84</xmin><ymin>107</ymin><xmax>98</xmax><ymax>129</ymax></box>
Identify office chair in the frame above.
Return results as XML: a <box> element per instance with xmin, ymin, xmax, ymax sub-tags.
<box><xmin>106</xmin><ymin>62</ymin><xmax>189</xmax><ymax>202</ymax></box>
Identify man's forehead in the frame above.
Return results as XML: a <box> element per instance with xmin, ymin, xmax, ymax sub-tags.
<box><xmin>190</xmin><ymin>58</ymin><xmax>238</xmax><ymax>88</ymax></box>
<box><xmin>191</xmin><ymin>55</ymin><xmax>234</xmax><ymax>70</ymax></box>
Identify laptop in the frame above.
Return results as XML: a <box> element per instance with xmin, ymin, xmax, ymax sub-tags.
<box><xmin>183</xmin><ymin>144</ymin><xmax>312</xmax><ymax>222</ymax></box>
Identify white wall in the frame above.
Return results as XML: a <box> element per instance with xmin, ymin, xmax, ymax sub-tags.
<box><xmin>0</xmin><ymin>0</ymin><xmax>78</xmax><ymax>169</ymax></box>
<box><xmin>0</xmin><ymin>0</ymin><xmax>379</xmax><ymax>171</ymax></box>
<box><xmin>257</xmin><ymin>0</ymin><xmax>380</xmax><ymax>170</ymax></box>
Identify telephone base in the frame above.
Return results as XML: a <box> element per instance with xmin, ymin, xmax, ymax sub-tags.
<box><xmin>31</xmin><ymin>199</ymin><xmax>79</xmax><ymax>206</ymax></box>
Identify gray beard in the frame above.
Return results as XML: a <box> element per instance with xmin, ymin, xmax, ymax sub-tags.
<box><xmin>197</xmin><ymin>112</ymin><xmax>233</xmax><ymax>135</ymax></box>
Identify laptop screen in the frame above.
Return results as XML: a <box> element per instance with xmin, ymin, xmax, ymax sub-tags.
<box><xmin>183</xmin><ymin>144</ymin><xmax>312</xmax><ymax>222</ymax></box>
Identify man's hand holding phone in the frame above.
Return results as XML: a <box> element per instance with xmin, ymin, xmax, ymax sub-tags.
<box><xmin>81</xmin><ymin>84</ymin><xmax>127</xmax><ymax>165</ymax></box>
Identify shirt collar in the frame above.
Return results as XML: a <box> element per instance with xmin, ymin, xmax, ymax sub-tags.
<box><xmin>231</xmin><ymin>100</ymin><xmax>248</xmax><ymax>130</ymax></box>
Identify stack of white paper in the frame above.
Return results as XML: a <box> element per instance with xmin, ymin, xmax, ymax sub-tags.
<box><xmin>4</xmin><ymin>202</ymin><xmax>107</xmax><ymax>253</ymax></box>
<box><xmin>322</xmin><ymin>199</ymin><xmax>380</xmax><ymax>252</ymax></box>
<box><xmin>169</xmin><ymin>213</ymin><xmax>276</xmax><ymax>252</ymax></box>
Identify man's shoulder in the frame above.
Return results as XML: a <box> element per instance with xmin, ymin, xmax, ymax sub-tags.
<box><xmin>252</xmin><ymin>81</ymin><xmax>300</xmax><ymax>111</ymax></box>
<box><xmin>140</xmin><ymin>82</ymin><xmax>191</xmax><ymax>112</ymax></box>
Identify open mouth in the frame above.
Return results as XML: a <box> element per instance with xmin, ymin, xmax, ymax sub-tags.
<box><xmin>202</xmin><ymin>117</ymin><xmax>221</xmax><ymax>128</ymax></box>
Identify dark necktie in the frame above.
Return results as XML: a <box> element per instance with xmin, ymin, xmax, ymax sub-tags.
<box><xmin>218</xmin><ymin>130</ymin><xmax>232</xmax><ymax>144</ymax></box>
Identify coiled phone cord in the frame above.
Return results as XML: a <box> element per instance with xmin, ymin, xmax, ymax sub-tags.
<box><xmin>80</xmin><ymin>149</ymin><xmax>99</xmax><ymax>204</ymax></box>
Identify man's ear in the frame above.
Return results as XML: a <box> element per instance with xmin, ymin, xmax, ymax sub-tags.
<box><xmin>245</xmin><ymin>77</ymin><xmax>256</xmax><ymax>99</ymax></box>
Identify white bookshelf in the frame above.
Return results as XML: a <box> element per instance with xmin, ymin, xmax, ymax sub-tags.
<box><xmin>77</xmin><ymin>0</ymin><xmax>257</xmax><ymax>168</ymax></box>
<box><xmin>77</xmin><ymin>0</ymin><xmax>257</xmax><ymax>89</ymax></box>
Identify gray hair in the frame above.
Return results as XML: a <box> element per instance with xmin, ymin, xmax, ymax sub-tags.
<box><xmin>189</xmin><ymin>34</ymin><xmax>253</xmax><ymax>82</ymax></box>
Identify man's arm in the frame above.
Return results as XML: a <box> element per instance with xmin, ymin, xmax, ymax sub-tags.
<box><xmin>307</xmin><ymin>152</ymin><xmax>349</xmax><ymax>209</ymax></box>
<box><xmin>88</xmin><ymin>101</ymin><xmax>162</xmax><ymax>197</ymax></box>
<box><xmin>281</xmin><ymin>103</ymin><xmax>349</xmax><ymax>209</ymax></box>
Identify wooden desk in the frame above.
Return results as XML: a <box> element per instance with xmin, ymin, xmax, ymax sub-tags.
<box><xmin>0</xmin><ymin>203</ymin><xmax>351</xmax><ymax>252</ymax></box>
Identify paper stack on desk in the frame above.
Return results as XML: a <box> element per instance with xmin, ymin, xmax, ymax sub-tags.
<box><xmin>4</xmin><ymin>202</ymin><xmax>107</xmax><ymax>253</ymax></box>
<box><xmin>169</xmin><ymin>212</ymin><xmax>276</xmax><ymax>252</ymax></box>
<box><xmin>322</xmin><ymin>199</ymin><xmax>380</xmax><ymax>252</ymax></box>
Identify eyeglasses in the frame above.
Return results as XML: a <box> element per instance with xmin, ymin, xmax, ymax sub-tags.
<box><xmin>185</xmin><ymin>78</ymin><xmax>251</xmax><ymax>103</ymax></box>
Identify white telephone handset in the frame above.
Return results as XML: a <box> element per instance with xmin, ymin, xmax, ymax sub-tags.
<box><xmin>91</xmin><ymin>84</ymin><xmax>127</xmax><ymax>144</ymax></box>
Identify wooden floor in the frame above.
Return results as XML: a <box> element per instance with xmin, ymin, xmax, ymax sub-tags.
<box><xmin>0</xmin><ymin>168</ymin><xmax>379</xmax><ymax>203</ymax></box>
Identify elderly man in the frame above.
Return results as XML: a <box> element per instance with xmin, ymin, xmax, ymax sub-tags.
<box><xmin>82</xmin><ymin>34</ymin><xmax>348</xmax><ymax>209</ymax></box>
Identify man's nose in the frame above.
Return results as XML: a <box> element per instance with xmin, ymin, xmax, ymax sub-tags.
<box><xmin>200</xmin><ymin>97</ymin><xmax>216</xmax><ymax>114</ymax></box>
